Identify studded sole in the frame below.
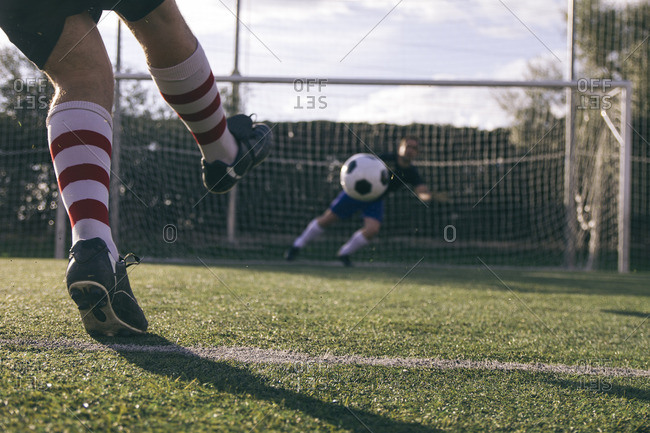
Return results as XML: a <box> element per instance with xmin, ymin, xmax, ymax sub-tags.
<box><xmin>69</xmin><ymin>281</ymin><xmax>145</xmax><ymax>337</ymax></box>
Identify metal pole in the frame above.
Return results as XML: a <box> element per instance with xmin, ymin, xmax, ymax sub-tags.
<box><xmin>227</xmin><ymin>0</ymin><xmax>242</xmax><ymax>244</ymax></box>
<box><xmin>563</xmin><ymin>0</ymin><xmax>577</xmax><ymax>269</ymax></box>
<box><xmin>618</xmin><ymin>83</ymin><xmax>633</xmax><ymax>272</ymax></box>
<box><xmin>110</xmin><ymin>19</ymin><xmax>123</xmax><ymax>249</ymax></box>
<box><xmin>54</xmin><ymin>195</ymin><xmax>67</xmax><ymax>258</ymax></box>
<box><xmin>232</xmin><ymin>0</ymin><xmax>242</xmax><ymax>79</ymax></box>
<box><xmin>114</xmin><ymin>72</ymin><xmax>630</xmax><ymax>89</ymax></box>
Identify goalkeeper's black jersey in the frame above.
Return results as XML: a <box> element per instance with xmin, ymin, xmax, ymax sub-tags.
<box><xmin>379</xmin><ymin>153</ymin><xmax>424</xmax><ymax>195</ymax></box>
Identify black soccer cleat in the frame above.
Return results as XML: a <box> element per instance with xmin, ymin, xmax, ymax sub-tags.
<box><xmin>284</xmin><ymin>246</ymin><xmax>301</xmax><ymax>261</ymax></box>
<box><xmin>202</xmin><ymin>114</ymin><xmax>273</xmax><ymax>194</ymax></box>
<box><xmin>338</xmin><ymin>255</ymin><xmax>353</xmax><ymax>267</ymax></box>
<box><xmin>66</xmin><ymin>238</ymin><xmax>148</xmax><ymax>337</ymax></box>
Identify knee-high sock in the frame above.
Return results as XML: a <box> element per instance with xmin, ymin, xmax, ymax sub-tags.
<box><xmin>337</xmin><ymin>229</ymin><xmax>370</xmax><ymax>257</ymax></box>
<box><xmin>293</xmin><ymin>218</ymin><xmax>325</xmax><ymax>248</ymax></box>
<box><xmin>47</xmin><ymin>101</ymin><xmax>118</xmax><ymax>260</ymax></box>
<box><xmin>149</xmin><ymin>43</ymin><xmax>238</xmax><ymax>164</ymax></box>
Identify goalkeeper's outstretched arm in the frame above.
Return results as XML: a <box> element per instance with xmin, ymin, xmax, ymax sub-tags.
<box><xmin>415</xmin><ymin>184</ymin><xmax>432</xmax><ymax>202</ymax></box>
<box><xmin>415</xmin><ymin>184</ymin><xmax>448</xmax><ymax>203</ymax></box>
<box><xmin>415</xmin><ymin>184</ymin><xmax>433</xmax><ymax>203</ymax></box>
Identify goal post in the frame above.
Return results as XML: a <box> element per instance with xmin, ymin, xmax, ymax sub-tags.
<box><xmin>619</xmin><ymin>83</ymin><xmax>633</xmax><ymax>273</ymax></box>
<box><xmin>99</xmin><ymin>74</ymin><xmax>631</xmax><ymax>271</ymax></box>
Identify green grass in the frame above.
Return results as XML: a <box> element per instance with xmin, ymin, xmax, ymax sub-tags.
<box><xmin>0</xmin><ymin>258</ymin><xmax>649</xmax><ymax>432</ymax></box>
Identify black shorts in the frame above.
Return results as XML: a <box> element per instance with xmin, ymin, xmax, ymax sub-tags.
<box><xmin>0</xmin><ymin>0</ymin><xmax>165</xmax><ymax>68</ymax></box>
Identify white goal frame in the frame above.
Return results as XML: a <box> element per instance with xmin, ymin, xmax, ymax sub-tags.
<box><xmin>52</xmin><ymin>74</ymin><xmax>631</xmax><ymax>272</ymax></box>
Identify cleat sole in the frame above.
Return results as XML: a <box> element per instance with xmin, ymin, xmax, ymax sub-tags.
<box><xmin>68</xmin><ymin>281</ymin><xmax>145</xmax><ymax>337</ymax></box>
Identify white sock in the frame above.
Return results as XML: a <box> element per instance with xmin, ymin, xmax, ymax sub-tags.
<box><xmin>293</xmin><ymin>218</ymin><xmax>325</xmax><ymax>248</ymax></box>
<box><xmin>149</xmin><ymin>43</ymin><xmax>238</xmax><ymax>164</ymax></box>
<box><xmin>337</xmin><ymin>230</ymin><xmax>370</xmax><ymax>257</ymax></box>
<box><xmin>47</xmin><ymin>101</ymin><xmax>119</xmax><ymax>261</ymax></box>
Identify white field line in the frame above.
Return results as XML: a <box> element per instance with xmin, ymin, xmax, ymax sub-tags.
<box><xmin>1</xmin><ymin>338</ymin><xmax>648</xmax><ymax>378</ymax></box>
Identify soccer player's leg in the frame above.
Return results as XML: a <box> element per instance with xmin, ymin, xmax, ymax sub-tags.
<box><xmin>285</xmin><ymin>192</ymin><xmax>355</xmax><ymax>261</ymax></box>
<box><xmin>44</xmin><ymin>12</ymin><xmax>147</xmax><ymax>336</ymax></box>
<box><xmin>285</xmin><ymin>209</ymin><xmax>341</xmax><ymax>261</ymax></box>
<box><xmin>123</xmin><ymin>0</ymin><xmax>273</xmax><ymax>194</ymax></box>
<box><xmin>336</xmin><ymin>200</ymin><xmax>383</xmax><ymax>266</ymax></box>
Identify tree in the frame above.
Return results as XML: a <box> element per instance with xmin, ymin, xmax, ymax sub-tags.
<box><xmin>496</xmin><ymin>0</ymin><xmax>649</xmax><ymax>269</ymax></box>
<box><xmin>495</xmin><ymin>57</ymin><xmax>564</xmax><ymax>148</ymax></box>
<box><xmin>0</xmin><ymin>46</ymin><xmax>53</xmax><ymax>122</ymax></box>
<box><xmin>575</xmin><ymin>0</ymin><xmax>650</xmax><ymax>269</ymax></box>
<box><xmin>575</xmin><ymin>0</ymin><xmax>649</xmax><ymax>152</ymax></box>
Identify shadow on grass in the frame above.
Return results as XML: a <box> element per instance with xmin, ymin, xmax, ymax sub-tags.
<box><xmin>93</xmin><ymin>333</ymin><xmax>442</xmax><ymax>433</ymax></box>
<box><xmin>601</xmin><ymin>309</ymin><xmax>650</xmax><ymax>319</ymax></box>
<box><xmin>159</xmin><ymin>258</ymin><xmax>650</xmax><ymax>298</ymax></box>
<box><xmin>544</xmin><ymin>376</ymin><xmax>650</xmax><ymax>403</ymax></box>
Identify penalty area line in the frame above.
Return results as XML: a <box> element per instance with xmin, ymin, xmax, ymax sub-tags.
<box><xmin>1</xmin><ymin>338</ymin><xmax>648</xmax><ymax>378</ymax></box>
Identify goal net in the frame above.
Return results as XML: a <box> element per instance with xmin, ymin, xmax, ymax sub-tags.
<box><xmin>1</xmin><ymin>76</ymin><xmax>637</xmax><ymax>271</ymax></box>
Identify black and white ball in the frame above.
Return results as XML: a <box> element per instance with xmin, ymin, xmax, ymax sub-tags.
<box><xmin>340</xmin><ymin>153</ymin><xmax>390</xmax><ymax>202</ymax></box>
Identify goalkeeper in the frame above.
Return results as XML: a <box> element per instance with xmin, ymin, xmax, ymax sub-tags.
<box><xmin>0</xmin><ymin>0</ymin><xmax>273</xmax><ymax>336</ymax></box>
<box><xmin>285</xmin><ymin>137</ymin><xmax>440</xmax><ymax>266</ymax></box>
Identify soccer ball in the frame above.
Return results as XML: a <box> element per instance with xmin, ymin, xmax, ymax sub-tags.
<box><xmin>340</xmin><ymin>153</ymin><xmax>390</xmax><ymax>202</ymax></box>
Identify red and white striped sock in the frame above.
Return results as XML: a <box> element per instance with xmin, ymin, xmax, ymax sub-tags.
<box><xmin>47</xmin><ymin>101</ymin><xmax>119</xmax><ymax>261</ymax></box>
<box><xmin>149</xmin><ymin>43</ymin><xmax>238</xmax><ymax>164</ymax></box>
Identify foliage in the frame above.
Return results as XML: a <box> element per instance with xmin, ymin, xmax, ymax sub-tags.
<box><xmin>0</xmin><ymin>46</ymin><xmax>53</xmax><ymax>122</ymax></box>
<box><xmin>495</xmin><ymin>58</ymin><xmax>564</xmax><ymax>147</ymax></box>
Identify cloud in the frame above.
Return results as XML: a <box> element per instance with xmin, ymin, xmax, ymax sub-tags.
<box><xmin>176</xmin><ymin>1</ymin><xmax>237</xmax><ymax>35</ymax></box>
<box><xmin>334</xmin><ymin>84</ymin><xmax>511</xmax><ymax>129</ymax></box>
<box><xmin>492</xmin><ymin>56</ymin><xmax>552</xmax><ymax>80</ymax></box>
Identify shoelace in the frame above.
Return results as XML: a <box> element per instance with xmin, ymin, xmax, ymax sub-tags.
<box><xmin>112</xmin><ymin>253</ymin><xmax>141</xmax><ymax>301</ymax></box>
<box><xmin>121</xmin><ymin>253</ymin><xmax>141</xmax><ymax>268</ymax></box>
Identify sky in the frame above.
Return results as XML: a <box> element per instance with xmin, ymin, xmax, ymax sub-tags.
<box><xmin>0</xmin><ymin>0</ymin><xmax>641</xmax><ymax>128</ymax></box>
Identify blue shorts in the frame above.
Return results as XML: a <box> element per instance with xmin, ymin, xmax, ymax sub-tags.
<box><xmin>329</xmin><ymin>191</ymin><xmax>384</xmax><ymax>223</ymax></box>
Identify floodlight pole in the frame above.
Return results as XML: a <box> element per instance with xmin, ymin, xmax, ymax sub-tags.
<box><xmin>227</xmin><ymin>0</ymin><xmax>242</xmax><ymax>245</ymax></box>
<box><xmin>563</xmin><ymin>0</ymin><xmax>577</xmax><ymax>269</ymax></box>
<box><xmin>54</xmin><ymin>196</ymin><xmax>67</xmax><ymax>258</ymax></box>
<box><xmin>110</xmin><ymin>19</ymin><xmax>123</xmax><ymax>249</ymax></box>
<box><xmin>232</xmin><ymin>0</ymin><xmax>242</xmax><ymax>111</ymax></box>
